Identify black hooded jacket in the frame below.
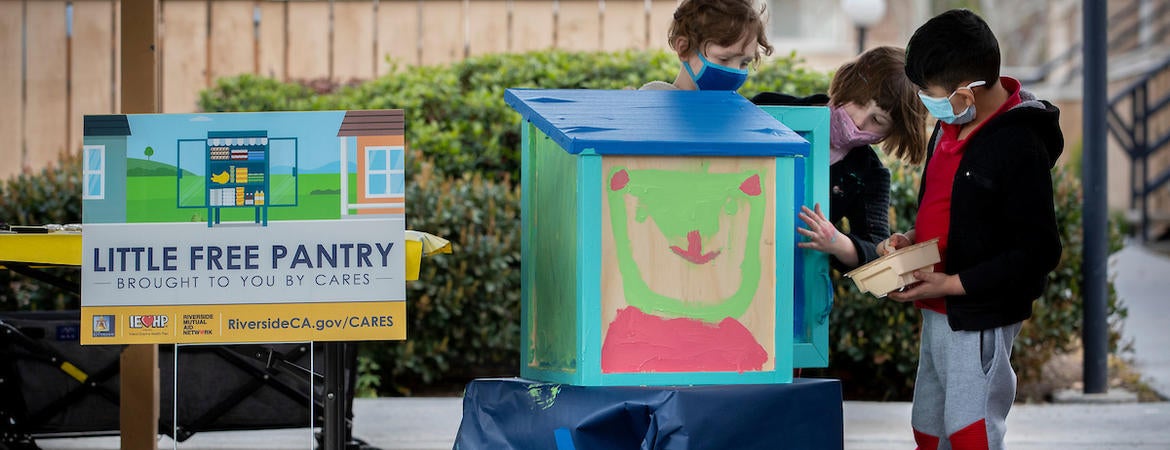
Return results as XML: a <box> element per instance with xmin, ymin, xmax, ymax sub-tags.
<box><xmin>920</xmin><ymin>89</ymin><xmax>1065</xmax><ymax>331</ymax></box>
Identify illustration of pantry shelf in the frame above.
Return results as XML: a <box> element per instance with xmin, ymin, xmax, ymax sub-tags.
<box><xmin>205</xmin><ymin>130</ymin><xmax>270</xmax><ymax>227</ymax></box>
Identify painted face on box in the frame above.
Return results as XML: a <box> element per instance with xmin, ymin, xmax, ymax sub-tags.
<box><xmin>605</xmin><ymin>163</ymin><xmax>766</xmax><ymax>322</ymax></box>
<box><xmin>602</xmin><ymin>161</ymin><xmax>773</xmax><ymax>373</ymax></box>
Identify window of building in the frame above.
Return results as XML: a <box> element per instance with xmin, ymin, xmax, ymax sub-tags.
<box><xmin>83</xmin><ymin>145</ymin><xmax>105</xmax><ymax>200</ymax></box>
<box><xmin>365</xmin><ymin>145</ymin><xmax>405</xmax><ymax>198</ymax></box>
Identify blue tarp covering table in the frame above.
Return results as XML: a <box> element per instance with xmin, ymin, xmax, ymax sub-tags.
<box><xmin>454</xmin><ymin>377</ymin><xmax>843</xmax><ymax>450</ymax></box>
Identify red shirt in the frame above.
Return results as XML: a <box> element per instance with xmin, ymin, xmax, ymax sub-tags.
<box><xmin>914</xmin><ymin>77</ymin><xmax>1022</xmax><ymax>313</ymax></box>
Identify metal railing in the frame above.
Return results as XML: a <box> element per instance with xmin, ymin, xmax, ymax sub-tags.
<box><xmin>1107</xmin><ymin>54</ymin><xmax>1170</xmax><ymax>241</ymax></box>
<box><xmin>1023</xmin><ymin>0</ymin><xmax>1170</xmax><ymax>241</ymax></box>
<box><xmin>1017</xmin><ymin>0</ymin><xmax>1170</xmax><ymax>86</ymax></box>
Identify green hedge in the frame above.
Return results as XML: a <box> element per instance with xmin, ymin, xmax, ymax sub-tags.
<box><xmin>200</xmin><ymin>50</ymin><xmax>830</xmax><ymax>181</ymax></box>
<box><xmin>365</xmin><ymin>167</ymin><xmax>522</xmax><ymax>395</ymax></box>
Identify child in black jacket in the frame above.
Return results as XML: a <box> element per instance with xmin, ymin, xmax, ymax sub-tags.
<box><xmin>752</xmin><ymin>46</ymin><xmax>927</xmax><ymax>271</ymax></box>
<box><xmin>879</xmin><ymin>9</ymin><xmax>1064</xmax><ymax>450</ymax></box>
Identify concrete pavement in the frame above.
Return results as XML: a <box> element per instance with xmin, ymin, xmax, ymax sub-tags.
<box><xmin>1110</xmin><ymin>243</ymin><xmax>1170</xmax><ymax>398</ymax></box>
<box><xmin>34</xmin><ymin>398</ymin><xmax>1170</xmax><ymax>450</ymax></box>
<box><xmin>32</xmin><ymin>243</ymin><xmax>1170</xmax><ymax>450</ymax></box>
<box><xmin>843</xmin><ymin>401</ymin><xmax>1170</xmax><ymax>449</ymax></box>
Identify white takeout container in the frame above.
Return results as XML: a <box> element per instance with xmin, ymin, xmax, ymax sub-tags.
<box><xmin>844</xmin><ymin>238</ymin><xmax>941</xmax><ymax>298</ymax></box>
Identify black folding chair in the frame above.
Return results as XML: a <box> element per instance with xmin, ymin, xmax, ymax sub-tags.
<box><xmin>0</xmin><ymin>311</ymin><xmax>375</xmax><ymax>450</ymax></box>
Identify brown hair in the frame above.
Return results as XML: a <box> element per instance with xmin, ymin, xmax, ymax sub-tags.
<box><xmin>668</xmin><ymin>0</ymin><xmax>774</xmax><ymax>64</ymax></box>
<box><xmin>829</xmin><ymin>46</ymin><xmax>928</xmax><ymax>165</ymax></box>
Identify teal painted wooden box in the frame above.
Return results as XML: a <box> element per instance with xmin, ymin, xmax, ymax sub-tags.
<box><xmin>506</xmin><ymin>89</ymin><xmax>831</xmax><ymax>386</ymax></box>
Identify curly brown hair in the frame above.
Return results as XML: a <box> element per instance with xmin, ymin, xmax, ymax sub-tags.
<box><xmin>667</xmin><ymin>0</ymin><xmax>773</xmax><ymax>63</ymax></box>
<box><xmin>829</xmin><ymin>46</ymin><xmax>928</xmax><ymax>165</ymax></box>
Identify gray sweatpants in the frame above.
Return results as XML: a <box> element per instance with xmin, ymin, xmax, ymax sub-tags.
<box><xmin>911</xmin><ymin>309</ymin><xmax>1022</xmax><ymax>450</ymax></box>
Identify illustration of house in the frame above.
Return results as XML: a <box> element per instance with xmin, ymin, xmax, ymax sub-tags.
<box><xmin>338</xmin><ymin>110</ymin><xmax>406</xmax><ymax>217</ymax></box>
<box><xmin>81</xmin><ymin>115</ymin><xmax>130</xmax><ymax>223</ymax></box>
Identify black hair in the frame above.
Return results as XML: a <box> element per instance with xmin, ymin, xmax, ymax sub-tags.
<box><xmin>904</xmin><ymin>9</ymin><xmax>1000</xmax><ymax>90</ymax></box>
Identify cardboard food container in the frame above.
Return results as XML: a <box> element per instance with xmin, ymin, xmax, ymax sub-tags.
<box><xmin>844</xmin><ymin>238</ymin><xmax>941</xmax><ymax>298</ymax></box>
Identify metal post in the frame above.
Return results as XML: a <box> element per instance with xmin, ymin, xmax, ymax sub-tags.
<box><xmin>323</xmin><ymin>342</ymin><xmax>347</xmax><ymax>450</ymax></box>
<box><xmin>1082</xmin><ymin>0</ymin><xmax>1109</xmax><ymax>395</ymax></box>
<box><xmin>856</xmin><ymin>26</ymin><xmax>866</xmax><ymax>54</ymax></box>
<box><xmin>1143</xmin><ymin>154</ymin><xmax>1150</xmax><ymax>242</ymax></box>
<box><xmin>1138</xmin><ymin>84</ymin><xmax>1150</xmax><ymax>242</ymax></box>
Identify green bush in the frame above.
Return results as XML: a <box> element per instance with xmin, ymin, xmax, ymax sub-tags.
<box><xmin>360</xmin><ymin>167</ymin><xmax>522</xmax><ymax>395</ymax></box>
<box><xmin>199</xmin><ymin>50</ymin><xmax>830</xmax><ymax>181</ymax></box>
<box><xmin>817</xmin><ymin>161</ymin><xmax>1128</xmax><ymax>401</ymax></box>
<box><xmin>198</xmin><ymin>74</ymin><xmax>323</xmax><ymax>112</ymax></box>
<box><xmin>0</xmin><ymin>150</ymin><xmax>83</xmax><ymax>311</ymax></box>
<box><xmin>1016</xmin><ymin>167</ymin><xmax>1128</xmax><ymax>400</ymax></box>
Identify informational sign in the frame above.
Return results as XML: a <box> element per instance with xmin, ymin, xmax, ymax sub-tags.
<box><xmin>81</xmin><ymin>110</ymin><xmax>408</xmax><ymax>344</ymax></box>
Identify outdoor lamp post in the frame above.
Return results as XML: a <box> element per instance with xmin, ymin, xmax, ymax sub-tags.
<box><xmin>842</xmin><ymin>0</ymin><xmax>887</xmax><ymax>54</ymax></box>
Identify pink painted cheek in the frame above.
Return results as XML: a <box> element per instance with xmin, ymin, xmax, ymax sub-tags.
<box><xmin>610</xmin><ymin>169</ymin><xmax>629</xmax><ymax>191</ymax></box>
<box><xmin>739</xmin><ymin>174</ymin><xmax>761</xmax><ymax>196</ymax></box>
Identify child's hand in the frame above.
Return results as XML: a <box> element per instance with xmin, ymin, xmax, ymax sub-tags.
<box><xmin>877</xmin><ymin>232</ymin><xmax>913</xmax><ymax>256</ymax></box>
<box><xmin>797</xmin><ymin>204</ymin><xmax>847</xmax><ymax>255</ymax></box>
<box><xmin>886</xmin><ymin>271</ymin><xmax>966</xmax><ymax>302</ymax></box>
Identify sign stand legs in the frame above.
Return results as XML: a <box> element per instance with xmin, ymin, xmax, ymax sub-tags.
<box><xmin>323</xmin><ymin>342</ymin><xmax>349</xmax><ymax>450</ymax></box>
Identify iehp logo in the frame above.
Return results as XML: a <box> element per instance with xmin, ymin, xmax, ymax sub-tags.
<box><xmin>129</xmin><ymin>314</ymin><xmax>169</xmax><ymax>329</ymax></box>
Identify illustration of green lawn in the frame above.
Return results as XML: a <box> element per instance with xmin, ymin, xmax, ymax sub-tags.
<box><xmin>126</xmin><ymin>173</ymin><xmax>355</xmax><ymax>223</ymax></box>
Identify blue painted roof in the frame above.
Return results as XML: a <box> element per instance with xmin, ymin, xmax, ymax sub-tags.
<box><xmin>504</xmin><ymin>89</ymin><xmax>808</xmax><ymax>157</ymax></box>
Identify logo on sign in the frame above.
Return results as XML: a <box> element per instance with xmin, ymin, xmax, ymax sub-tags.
<box><xmin>129</xmin><ymin>315</ymin><xmax>169</xmax><ymax>329</ymax></box>
<box><xmin>93</xmin><ymin>315</ymin><xmax>116</xmax><ymax>337</ymax></box>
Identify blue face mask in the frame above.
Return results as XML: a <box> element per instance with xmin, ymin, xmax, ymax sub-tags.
<box><xmin>684</xmin><ymin>52</ymin><xmax>749</xmax><ymax>91</ymax></box>
<box><xmin>918</xmin><ymin>80</ymin><xmax>986</xmax><ymax>125</ymax></box>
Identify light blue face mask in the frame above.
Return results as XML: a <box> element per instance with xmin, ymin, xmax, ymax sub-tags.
<box><xmin>918</xmin><ymin>80</ymin><xmax>986</xmax><ymax>125</ymax></box>
<box><xmin>684</xmin><ymin>52</ymin><xmax>749</xmax><ymax>91</ymax></box>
